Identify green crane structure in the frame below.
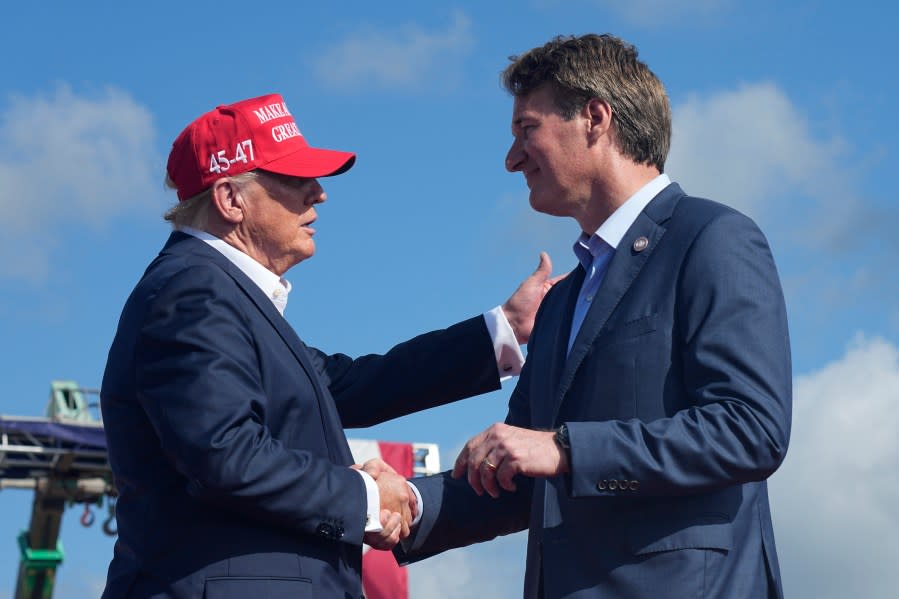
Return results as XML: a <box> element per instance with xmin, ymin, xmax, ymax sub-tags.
<box><xmin>1</xmin><ymin>382</ymin><xmax>114</xmax><ymax>599</ymax></box>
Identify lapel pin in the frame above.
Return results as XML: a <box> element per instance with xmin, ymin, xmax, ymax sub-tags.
<box><xmin>633</xmin><ymin>236</ymin><xmax>649</xmax><ymax>252</ymax></box>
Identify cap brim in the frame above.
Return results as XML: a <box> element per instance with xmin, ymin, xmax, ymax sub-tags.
<box><xmin>262</xmin><ymin>147</ymin><xmax>356</xmax><ymax>179</ymax></box>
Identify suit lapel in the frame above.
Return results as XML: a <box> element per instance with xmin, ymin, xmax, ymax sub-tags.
<box><xmin>535</xmin><ymin>266</ymin><xmax>584</xmax><ymax>428</ymax></box>
<box><xmin>163</xmin><ymin>233</ymin><xmax>353</xmax><ymax>464</ymax></box>
<box><xmin>224</xmin><ymin>263</ymin><xmax>354</xmax><ymax>465</ymax></box>
<box><xmin>552</xmin><ymin>187</ymin><xmax>680</xmax><ymax>420</ymax></box>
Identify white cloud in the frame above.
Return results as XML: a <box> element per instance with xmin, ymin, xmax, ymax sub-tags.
<box><xmin>591</xmin><ymin>0</ymin><xmax>733</xmax><ymax>27</ymax></box>
<box><xmin>667</xmin><ymin>82</ymin><xmax>847</xmax><ymax>223</ymax></box>
<box><xmin>0</xmin><ymin>85</ymin><xmax>157</xmax><ymax>282</ymax></box>
<box><xmin>770</xmin><ymin>335</ymin><xmax>899</xmax><ymax>599</ymax></box>
<box><xmin>408</xmin><ymin>529</ymin><xmax>527</xmax><ymax>599</ymax></box>
<box><xmin>311</xmin><ymin>12</ymin><xmax>473</xmax><ymax>92</ymax></box>
<box><xmin>667</xmin><ymin>82</ymin><xmax>898</xmax><ymax>340</ymax></box>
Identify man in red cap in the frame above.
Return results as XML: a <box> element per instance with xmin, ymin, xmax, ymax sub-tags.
<box><xmin>99</xmin><ymin>93</ymin><xmax>557</xmax><ymax>598</ymax></box>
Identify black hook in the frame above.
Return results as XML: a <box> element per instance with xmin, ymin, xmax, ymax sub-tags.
<box><xmin>80</xmin><ymin>503</ymin><xmax>95</xmax><ymax>527</ymax></box>
<box><xmin>102</xmin><ymin>498</ymin><xmax>117</xmax><ymax>536</ymax></box>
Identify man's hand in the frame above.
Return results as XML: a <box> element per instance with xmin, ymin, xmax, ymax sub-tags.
<box><xmin>357</xmin><ymin>457</ymin><xmax>397</xmax><ymax>478</ymax></box>
<box><xmin>451</xmin><ymin>423</ymin><xmax>570</xmax><ymax>498</ymax></box>
<box><xmin>502</xmin><ymin>252</ymin><xmax>565</xmax><ymax>344</ymax></box>
<box><xmin>360</xmin><ymin>458</ymin><xmax>415</xmax><ymax>538</ymax></box>
<box><xmin>363</xmin><ymin>509</ymin><xmax>404</xmax><ymax>550</ymax></box>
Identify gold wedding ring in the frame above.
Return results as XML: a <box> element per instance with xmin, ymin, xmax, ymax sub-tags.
<box><xmin>482</xmin><ymin>458</ymin><xmax>498</xmax><ymax>471</ymax></box>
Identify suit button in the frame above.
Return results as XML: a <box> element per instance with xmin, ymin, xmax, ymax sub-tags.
<box><xmin>608</xmin><ymin>480</ymin><xmax>618</xmax><ymax>490</ymax></box>
<box><xmin>317</xmin><ymin>523</ymin><xmax>335</xmax><ymax>538</ymax></box>
<box><xmin>628</xmin><ymin>480</ymin><xmax>640</xmax><ymax>491</ymax></box>
<box><xmin>597</xmin><ymin>480</ymin><xmax>608</xmax><ymax>490</ymax></box>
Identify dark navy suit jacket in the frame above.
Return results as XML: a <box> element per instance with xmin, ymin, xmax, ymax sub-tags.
<box><xmin>100</xmin><ymin>232</ymin><xmax>500</xmax><ymax>598</ymax></box>
<box><xmin>400</xmin><ymin>184</ymin><xmax>792</xmax><ymax>598</ymax></box>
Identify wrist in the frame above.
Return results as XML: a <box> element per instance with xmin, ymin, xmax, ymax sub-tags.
<box><xmin>553</xmin><ymin>424</ymin><xmax>571</xmax><ymax>474</ymax></box>
<box><xmin>500</xmin><ymin>302</ymin><xmax>524</xmax><ymax>344</ymax></box>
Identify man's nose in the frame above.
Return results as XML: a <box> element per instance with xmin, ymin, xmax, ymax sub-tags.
<box><xmin>309</xmin><ymin>179</ymin><xmax>326</xmax><ymax>204</ymax></box>
<box><xmin>505</xmin><ymin>139</ymin><xmax>524</xmax><ymax>172</ymax></box>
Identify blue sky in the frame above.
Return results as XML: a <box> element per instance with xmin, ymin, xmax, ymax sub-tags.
<box><xmin>1</xmin><ymin>1</ymin><xmax>897</xmax><ymax>597</ymax></box>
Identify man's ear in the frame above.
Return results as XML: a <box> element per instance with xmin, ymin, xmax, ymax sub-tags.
<box><xmin>584</xmin><ymin>98</ymin><xmax>613</xmax><ymax>141</ymax></box>
<box><xmin>210</xmin><ymin>179</ymin><xmax>245</xmax><ymax>225</ymax></box>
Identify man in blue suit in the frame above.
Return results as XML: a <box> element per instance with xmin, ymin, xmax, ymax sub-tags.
<box><xmin>399</xmin><ymin>34</ymin><xmax>792</xmax><ymax>598</ymax></box>
<box><xmin>100</xmin><ymin>93</ymin><xmax>553</xmax><ymax>598</ymax></box>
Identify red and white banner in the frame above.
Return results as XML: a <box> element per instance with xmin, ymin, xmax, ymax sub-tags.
<box><xmin>349</xmin><ymin>439</ymin><xmax>414</xmax><ymax>599</ymax></box>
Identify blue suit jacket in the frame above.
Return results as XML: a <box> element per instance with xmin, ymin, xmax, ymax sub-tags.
<box><xmin>100</xmin><ymin>232</ymin><xmax>500</xmax><ymax>599</ymax></box>
<box><xmin>400</xmin><ymin>184</ymin><xmax>792</xmax><ymax>599</ymax></box>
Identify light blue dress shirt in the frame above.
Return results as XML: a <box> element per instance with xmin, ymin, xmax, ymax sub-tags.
<box><xmin>566</xmin><ymin>174</ymin><xmax>672</xmax><ymax>354</ymax></box>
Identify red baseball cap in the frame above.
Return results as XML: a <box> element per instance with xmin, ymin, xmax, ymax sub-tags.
<box><xmin>166</xmin><ymin>93</ymin><xmax>356</xmax><ymax>201</ymax></box>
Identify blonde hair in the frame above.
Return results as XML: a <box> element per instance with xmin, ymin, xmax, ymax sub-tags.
<box><xmin>163</xmin><ymin>171</ymin><xmax>259</xmax><ymax>229</ymax></box>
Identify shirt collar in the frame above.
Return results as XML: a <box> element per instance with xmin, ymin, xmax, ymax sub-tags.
<box><xmin>572</xmin><ymin>173</ymin><xmax>671</xmax><ymax>267</ymax></box>
<box><xmin>595</xmin><ymin>173</ymin><xmax>671</xmax><ymax>249</ymax></box>
<box><xmin>179</xmin><ymin>226</ymin><xmax>292</xmax><ymax>315</ymax></box>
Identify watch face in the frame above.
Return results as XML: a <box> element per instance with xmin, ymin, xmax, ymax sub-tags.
<box><xmin>555</xmin><ymin>425</ymin><xmax>570</xmax><ymax>449</ymax></box>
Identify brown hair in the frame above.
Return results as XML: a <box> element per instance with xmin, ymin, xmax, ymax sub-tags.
<box><xmin>502</xmin><ymin>34</ymin><xmax>671</xmax><ymax>171</ymax></box>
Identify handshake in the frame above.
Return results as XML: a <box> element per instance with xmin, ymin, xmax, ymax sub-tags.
<box><xmin>353</xmin><ymin>419</ymin><xmax>572</xmax><ymax>550</ymax></box>
<box><xmin>354</xmin><ymin>458</ymin><xmax>418</xmax><ymax>550</ymax></box>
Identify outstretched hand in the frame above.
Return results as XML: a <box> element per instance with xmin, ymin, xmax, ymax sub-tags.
<box><xmin>502</xmin><ymin>252</ymin><xmax>565</xmax><ymax>344</ymax></box>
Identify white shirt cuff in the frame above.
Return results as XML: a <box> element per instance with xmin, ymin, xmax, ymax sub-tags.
<box><xmin>483</xmin><ymin>306</ymin><xmax>525</xmax><ymax>381</ymax></box>
<box><xmin>356</xmin><ymin>469</ymin><xmax>382</xmax><ymax>532</ymax></box>
<box><xmin>408</xmin><ymin>481</ymin><xmax>423</xmax><ymax>527</ymax></box>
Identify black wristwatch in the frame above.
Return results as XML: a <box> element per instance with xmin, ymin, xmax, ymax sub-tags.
<box><xmin>554</xmin><ymin>423</ymin><xmax>571</xmax><ymax>453</ymax></box>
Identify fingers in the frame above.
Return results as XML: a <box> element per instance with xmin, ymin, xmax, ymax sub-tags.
<box><xmin>478</xmin><ymin>454</ymin><xmax>502</xmax><ymax>499</ymax></box>
<box><xmin>453</xmin><ymin>425</ymin><xmax>505</xmax><ymax>498</ymax></box>
<box><xmin>378</xmin><ymin>509</ymin><xmax>401</xmax><ymax>541</ymax></box>
<box><xmin>452</xmin><ymin>428</ymin><xmax>488</xmax><ymax>480</ymax></box>
<box><xmin>363</xmin><ymin>510</ymin><xmax>402</xmax><ymax>550</ymax></box>
<box><xmin>547</xmin><ymin>273</ymin><xmax>567</xmax><ymax>287</ymax></box>
<box><xmin>374</xmin><ymin>470</ymin><xmax>412</xmax><ymax>537</ymax></box>
<box><xmin>465</xmin><ymin>445</ymin><xmax>487</xmax><ymax>496</ymax></box>
<box><xmin>503</xmin><ymin>252</ymin><xmax>557</xmax><ymax>345</ymax></box>
<box><xmin>451</xmin><ymin>445</ymin><xmax>469</xmax><ymax>479</ymax></box>
<box><xmin>535</xmin><ymin>251</ymin><xmax>552</xmax><ymax>279</ymax></box>
<box><xmin>399</xmin><ymin>498</ymin><xmax>411</xmax><ymax>539</ymax></box>
<box><xmin>362</xmin><ymin>457</ymin><xmax>397</xmax><ymax>478</ymax></box>
<box><xmin>495</xmin><ymin>458</ymin><xmax>518</xmax><ymax>493</ymax></box>
<box><xmin>452</xmin><ymin>429</ymin><xmax>494</xmax><ymax>495</ymax></box>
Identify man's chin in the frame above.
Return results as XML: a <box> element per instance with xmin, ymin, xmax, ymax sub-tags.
<box><xmin>291</xmin><ymin>243</ymin><xmax>316</xmax><ymax>267</ymax></box>
<box><xmin>529</xmin><ymin>193</ymin><xmax>562</xmax><ymax>217</ymax></box>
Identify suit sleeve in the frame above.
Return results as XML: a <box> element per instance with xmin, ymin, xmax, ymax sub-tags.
<box><xmin>393</xmin><ymin>299</ymin><xmax>550</xmax><ymax>563</ymax></box>
<box><xmin>567</xmin><ymin>211</ymin><xmax>792</xmax><ymax>497</ymax></box>
<box><xmin>394</xmin><ymin>472</ymin><xmax>532</xmax><ymax>564</ymax></box>
<box><xmin>134</xmin><ymin>265</ymin><xmax>367</xmax><ymax>544</ymax></box>
<box><xmin>306</xmin><ymin>316</ymin><xmax>503</xmax><ymax>428</ymax></box>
